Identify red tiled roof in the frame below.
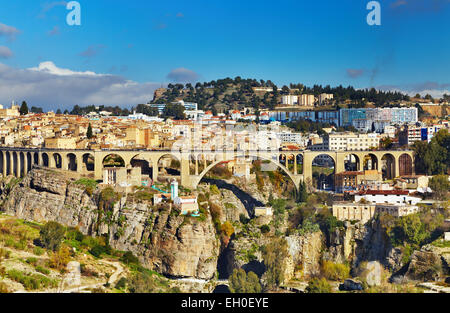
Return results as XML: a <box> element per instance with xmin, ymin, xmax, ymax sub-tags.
<box><xmin>358</xmin><ymin>190</ymin><xmax>409</xmax><ymax>196</ymax></box>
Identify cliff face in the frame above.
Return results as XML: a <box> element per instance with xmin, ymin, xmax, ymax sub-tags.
<box><xmin>1</xmin><ymin>169</ymin><xmax>220</xmax><ymax>280</ymax></box>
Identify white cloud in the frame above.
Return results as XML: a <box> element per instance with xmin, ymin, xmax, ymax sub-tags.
<box><xmin>0</xmin><ymin>46</ymin><xmax>13</xmax><ymax>59</ymax></box>
<box><xmin>0</xmin><ymin>23</ymin><xmax>21</xmax><ymax>41</ymax></box>
<box><xmin>0</xmin><ymin>62</ymin><xmax>160</xmax><ymax>110</ymax></box>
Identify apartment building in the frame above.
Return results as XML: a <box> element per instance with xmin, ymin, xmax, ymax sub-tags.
<box><xmin>315</xmin><ymin>132</ymin><xmax>380</xmax><ymax>151</ymax></box>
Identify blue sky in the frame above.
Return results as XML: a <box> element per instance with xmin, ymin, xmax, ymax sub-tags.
<box><xmin>0</xmin><ymin>0</ymin><xmax>449</xmax><ymax>109</ymax></box>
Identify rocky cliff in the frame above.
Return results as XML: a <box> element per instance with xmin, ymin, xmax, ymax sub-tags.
<box><xmin>1</xmin><ymin>169</ymin><xmax>220</xmax><ymax>280</ymax></box>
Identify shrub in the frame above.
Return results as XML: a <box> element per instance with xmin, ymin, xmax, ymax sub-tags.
<box><xmin>49</xmin><ymin>246</ymin><xmax>71</xmax><ymax>271</ymax></box>
<box><xmin>33</xmin><ymin>246</ymin><xmax>44</xmax><ymax>256</ymax></box>
<box><xmin>128</xmin><ymin>272</ymin><xmax>157</xmax><ymax>293</ymax></box>
<box><xmin>120</xmin><ymin>251</ymin><xmax>139</xmax><ymax>265</ymax></box>
<box><xmin>210</xmin><ymin>185</ymin><xmax>220</xmax><ymax>195</ymax></box>
<box><xmin>35</xmin><ymin>266</ymin><xmax>50</xmax><ymax>275</ymax></box>
<box><xmin>26</xmin><ymin>257</ymin><xmax>38</xmax><ymax>266</ymax></box>
<box><xmin>39</xmin><ymin>222</ymin><xmax>66</xmax><ymax>251</ymax></box>
<box><xmin>321</xmin><ymin>261</ymin><xmax>350</xmax><ymax>281</ymax></box>
<box><xmin>306</xmin><ymin>278</ymin><xmax>332</xmax><ymax>293</ymax></box>
<box><xmin>115</xmin><ymin>277</ymin><xmax>127</xmax><ymax>289</ymax></box>
<box><xmin>0</xmin><ymin>248</ymin><xmax>11</xmax><ymax>261</ymax></box>
<box><xmin>90</xmin><ymin>244</ymin><xmax>112</xmax><ymax>258</ymax></box>
<box><xmin>260</xmin><ymin>225</ymin><xmax>270</xmax><ymax>234</ymax></box>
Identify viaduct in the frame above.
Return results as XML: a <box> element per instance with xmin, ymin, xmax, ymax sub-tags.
<box><xmin>0</xmin><ymin>147</ymin><xmax>415</xmax><ymax>190</ymax></box>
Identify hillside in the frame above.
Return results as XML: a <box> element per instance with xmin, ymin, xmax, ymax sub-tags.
<box><xmin>151</xmin><ymin>77</ymin><xmax>412</xmax><ymax>113</ymax></box>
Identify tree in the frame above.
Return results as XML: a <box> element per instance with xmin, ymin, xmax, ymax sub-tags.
<box><xmin>262</xmin><ymin>238</ymin><xmax>289</xmax><ymax>288</ymax></box>
<box><xmin>56</xmin><ymin>109</ymin><xmax>62</xmax><ymax>115</ymax></box>
<box><xmin>429</xmin><ymin>175</ymin><xmax>449</xmax><ymax>200</ymax></box>
<box><xmin>162</xmin><ymin>103</ymin><xmax>185</xmax><ymax>120</ymax></box>
<box><xmin>229</xmin><ymin>269</ymin><xmax>262</xmax><ymax>293</ymax></box>
<box><xmin>87</xmin><ymin>123</ymin><xmax>93</xmax><ymax>139</ymax></box>
<box><xmin>19</xmin><ymin>101</ymin><xmax>29</xmax><ymax>115</ymax></box>
<box><xmin>297</xmin><ymin>181</ymin><xmax>309</xmax><ymax>203</ymax></box>
<box><xmin>39</xmin><ymin>222</ymin><xmax>66</xmax><ymax>251</ymax></box>
<box><xmin>30</xmin><ymin>106</ymin><xmax>43</xmax><ymax>114</ymax></box>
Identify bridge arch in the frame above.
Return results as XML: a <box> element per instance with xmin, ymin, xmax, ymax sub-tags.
<box><xmin>53</xmin><ymin>153</ymin><xmax>62</xmax><ymax>169</ymax></box>
<box><xmin>344</xmin><ymin>153</ymin><xmax>360</xmax><ymax>172</ymax></box>
<box><xmin>363</xmin><ymin>153</ymin><xmax>379</xmax><ymax>171</ymax></box>
<box><xmin>67</xmin><ymin>153</ymin><xmax>77</xmax><ymax>171</ymax></box>
<box><xmin>399</xmin><ymin>153</ymin><xmax>413</xmax><ymax>176</ymax></box>
<box><xmin>103</xmin><ymin>154</ymin><xmax>125</xmax><ymax>168</ymax></box>
<box><xmin>381</xmin><ymin>153</ymin><xmax>396</xmax><ymax>180</ymax></box>
<box><xmin>193</xmin><ymin>153</ymin><xmax>300</xmax><ymax>190</ymax></box>
<box><xmin>82</xmin><ymin>153</ymin><xmax>95</xmax><ymax>172</ymax></box>
<box><xmin>42</xmin><ymin>153</ymin><xmax>49</xmax><ymax>167</ymax></box>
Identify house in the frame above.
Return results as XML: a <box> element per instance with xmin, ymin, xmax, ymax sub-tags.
<box><xmin>174</xmin><ymin>196</ymin><xmax>199</xmax><ymax>215</ymax></box>
<box><xmin>254</xmin><ymin>207</ymin><xmax>273</xmax><ymax>217</ymax></box>
<box><xmin>153</xmin><ymin>193</ymin><xmax>171</xmax><ymax>205</ymax></box>
<box><xmin>332</xmin><ymin>203</ymin><xmax>376</xmax><ymax>223</ymax></box>
<box><xmin>103</xmin><ymin>166</ymin><xmax>141</xmax><ymax>188</ymax></box>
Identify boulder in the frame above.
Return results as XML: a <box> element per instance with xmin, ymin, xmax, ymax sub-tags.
<box><xmin>65</xmin><ymin>261</ymin><xmax>81</xmax><ymax>287</ymax></box>
<box><xmin>359</xmin><ymin>261</ymin><xmax>382</xmax><ymax>286</ymax></box>
<box><xmin>340</xmin><ymin>279</ymin><xmax>364</xmax><ymax>291</ymax></box>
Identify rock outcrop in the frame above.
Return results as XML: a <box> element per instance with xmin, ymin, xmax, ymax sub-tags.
<box><xmin>1</xmin><ymin>169</ymin><xmax>220</xmax><ymax>280</ymax></box>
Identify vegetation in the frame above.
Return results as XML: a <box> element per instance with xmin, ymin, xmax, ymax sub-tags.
<box><xmin>321</xmin><ymin>261</ymin><xmax>351</xmax><ymax>281</ymax></box>
<box><xmin>39</xmin><ymin>222</ymin><xmax>66</xmax><ymax>252</ymax></box>
<box><xmin>306</xmin><ymin>278</ymin><xmax>332</xmax><ymax>293</ymax></box>
<box><xmin>413</xmin><ymin>129</ymin><xmax>450</xmax><ymax>175</ymax></box>
<box><xmin>261</xmin><ymin>238</ymin><xmax>289</xmax><ymax>288</ymax></box>
<box><xmin>229</xmin><ymin>268</ymin><xmax>262</xmax><ymax>293</ymax></box>
<box><xmin>429</xmin><ymin>175</ymin><xmax>450</xmax><ymax>200</ymax></box>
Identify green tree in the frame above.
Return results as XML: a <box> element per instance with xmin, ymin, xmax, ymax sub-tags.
<box><xmin>262</xmin><ymin>238</ymin><xmax>289</xmax><ymax>288</ymax></box>
<box><xmin>20</xmin><ymin>101</ymin><xmax>29</xmax><ymax>115</ymax></box>
<box><xmin>87</xmin><ymin>123</ymin><xmax>93</xmax><ymax>139</ymax></box>
<box><xmin>229</xmin><ymin>269</ymin><xmax>262</xmax><ymax>293</ymax></box>
<box><xmin>56</xmin><ymin>109</ymin><xmax>62</xmax><ymax>115</ymax></box>
<box><xmin>389</xmin><ymin>214</ymin><xmax>428</xmax><ymax>247</ymax></box>
<box><xmin>429</xmin><ymin>175</ymin><xmax>449</xmax><ymax>200</ymax></box>
<box><xmin>39</xmin><ymin>222</ymin><xmax>66</xmax><ymax>251</ymax></box>
<box><xmin>296</xmin><ymin>181</ymin><xmax>309</xmax><ymax>203</ymax></box>
<box><xmin>162</xmin><ymin>103</ymin><xmax>185</xmax><ymax>120</ymax></box>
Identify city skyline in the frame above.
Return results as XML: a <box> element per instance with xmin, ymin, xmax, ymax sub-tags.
<box><xmin>0</xmin><ymin>0</ymin><xmax>449</xmax><ymax>109</ymax></box>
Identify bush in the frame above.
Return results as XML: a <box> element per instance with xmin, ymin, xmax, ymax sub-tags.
<box><xmin>115</xmin><ymin>277</ymin><xmax>127</xmax><ymax>289</ymax></box>
<box><xmin>128</xmin><ymin>272</ymin><xmax>156</xmax><ymax>293</ymax></box>
<box><xmin>26</xmin><ymin>257</ymin><xmax>38</xmax><ymax>266</ymax></box>
<box><xmin>260</xmin><ymin>225</ymin><xmax>270</xmax><ymax>234</ymax></box>
<box><xmin>306</xmin><ymin>278</ymin><xmax>332</xmax><ymax>293</ymax></box>
<box><xmin>321</xmin><ymin>261</ymin><xmax>350</xmax><ymax>281</ymax></box>
<box><xmin>48</xmin><ymin>246</ymin><xmax>71</xmax><ymax>271</ymax></box>
<box><xmin>33</xmin><ymin>246</ymin><xmax>44</xmax><ymax>256</ymax></box>
<box><xmin>90</xmin><ymin>244</ymin><xmax>112</xmax><ymax>258</ymax></box>
<box><xmin>120</xmin><ymin>251</ymin><xmax>139</xmax><ymax>265</ymax></box>
<box><xmin>35</xmin><ymin>266</ymin><xmax>50</xmax><ymax>275</ymax></box>
<box><xmin>262</xmin><ymin>238</ymin><xmax>289</xmax><ymax>287</ymax></box>
<box><xmin>39</xmin><ymin>222</ymin><xmax>66</xmax><ymax>251</ymax></box>
<box><xmin>0</xmin><ymin>248</ymin><xmax>11</xmax><ymax>261</ymax></box>
<box><xmin>210</xmin><ymin>184</ymin><xmax>220</xmax><ymax>195</ymax></box>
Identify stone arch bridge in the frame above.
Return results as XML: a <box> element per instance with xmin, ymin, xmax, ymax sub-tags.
<box><xmin>0</xmin><ymin>148</ymin><xmax>414</xmax><ymax>190</ymax></box>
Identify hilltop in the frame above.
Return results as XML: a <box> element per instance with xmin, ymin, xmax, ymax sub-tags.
<box><xmin>151</xmin><ymin>77</ymin><xmax>419</xmax><ymax>114</ymax></box>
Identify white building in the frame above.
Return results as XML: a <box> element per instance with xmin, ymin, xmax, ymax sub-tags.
<box><xmin>355</xmin><ymin>190</ymin><xmax>422</xmax><ymax>205</ymax></box>
<box><xmin>299</xmin><ymin>94</ymin><xmax>315</xmax><ymax>106</ymax></box>
<box><xmin>325</xmin><ymin>132</ymin><xmax>380</xmax><ymax>151</ymax></box>
<box><xmin>318</xmin><ymin>93</ymin><xmax>334</xmax><ymax>105</ymax></box>
<box><xmin>281</xmin><ymin>95</ymin><xmax>299</xmax><ymax>106</ymax></box>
